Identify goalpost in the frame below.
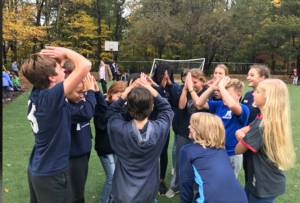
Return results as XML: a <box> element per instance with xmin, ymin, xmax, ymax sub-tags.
<box><xmin>149</xmin><ymin>58</ymin><xmax>205</xmax><ymax>77</ymax></box>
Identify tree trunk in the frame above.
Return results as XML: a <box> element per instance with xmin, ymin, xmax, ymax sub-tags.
<box><xmin>297</xmin><ymin>54</ymin><xmax>300</xmax><ymax>77</ymax></box>
<box><xmin>271</xmin><ymin>51</ymin><xmax>276</xmax><ymax>72</ymax></box>
<box><xmin>3</xmin><ymin>41</ymin><xmax>7</xmax><ymax>65</ymax></box>
<box><xmin>45</xmin><ymin>0</ymin><xmax>51</xmax><ymax>43</ymax></box>
<box><xmin>114</xmin><ymin>0</ymin><xmax>125</xmax><ymax>62</ymax></box>
<box><xmin>13</xmin><ymin>40</ymin><xmax>17</xmax><ymax>61</ymax></box>
<box><xmin>33</xmin><ymin>0</ymin><xmax>45</xmax><ymax>53</ymax></box>
<box><xmin>95</xmin><ymin>0</ymin><xmax>102</xmax><ymax>60</ymax></box>
<box><xmin>56</xmin><ymin>0</ymin><xmax>62</xmax><ymax>41</ymax></box>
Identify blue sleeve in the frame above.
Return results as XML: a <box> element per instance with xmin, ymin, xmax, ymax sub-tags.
<box><xmin>46</xmin><ymin>82</ymin><xmax>66</xmax><ymax>111</ymax></box>
<box><xmin>6</xmin><ymin>74</ymin><xmax>13</xmax><ymax>86</ymax></box>
<box><xmin>70</xmin><ymin>90</ymin><xmax>96</xmax><ymax>123</ymax></box>
<box><xmin>179</xmin><ymin>148</ymin><xmax>194</xmax><ymax>203</ymax></box>
<box><xmin>168</xmin><ymin>82</ymin><xmax>183</xmax><ymax>108</ymax></box>
<box><xmin>94</xmin><ymin>91</ymin><xmax>108</xmax><ymax>116</ymax></box>
<box><xmin>107</xmin><ymin>97</ymin><xmax>126</xmax><ymax>123</ymax></box>
<box><xmin>155</xmin><ymin>85</ymin><xmax>165</xmax><ymax>97</ymax></box>
<box><xmin>107</xmin><ymin>97</ymin><xmax>127</xmax><ymax>142</ymax></box>
<box><xmin>153</xmin><ymin>95</ymin><xmax>174</xmax><ymax>130</ymax></box>
<box><xmin>239</xmin><ymin>105</ymin><xmax>250</xmax><ymax>126</ymax></box>
<box><xmin>207</xmin><ymin>100</ymin><xmax>221</xmax><ymax>114</ymax></box>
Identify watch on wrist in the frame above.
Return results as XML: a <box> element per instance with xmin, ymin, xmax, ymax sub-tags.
<box><xmin>189</xmin><ymin>89</ymin><xmax>194</xmax><ymax>92</ymax></box>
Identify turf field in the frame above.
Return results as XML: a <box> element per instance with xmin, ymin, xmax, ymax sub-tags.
<box><xmin>2</xmin><ymin>81</ymin><xmax>300</xmax><ymax>203</ymax></box>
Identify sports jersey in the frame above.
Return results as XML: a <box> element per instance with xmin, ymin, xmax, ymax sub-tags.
<box><xmin>179</xmin><ymin>143</ymin><xmax>248</xmax><ymax>203</ymax></box>
<box><xmin>207</xmin><ymin>101</ymin><xmax>249</xmax><ymax>156</ymax></box>
<box><xmin>241</xmin><ymin>115</ymin><xmax>286</xmax><ymax>198</ymax></box>
<box><xmin>242</xmin><ymin>91</ymin><xmax>260</xmax><ymax>125</ymax></box>
<box><xmin>27</xmin><ymin>82</ymin><xmax>71</xmax><ymax>176</ymax></box>
<box><xmin>69</xmin><ymin>90</ymin><xmax>96</xmax><ymax>158</ymax></box>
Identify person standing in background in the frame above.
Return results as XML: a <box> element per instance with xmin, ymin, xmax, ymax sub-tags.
<box><xmin>12</xmin><ymin>61</ymin><xmax>19</xmax><ymax>77</ymax></box>
<box><xmin>97</xmin><ymin>60</ymin><xmax>112</xmax><ymax>94</ymax></box>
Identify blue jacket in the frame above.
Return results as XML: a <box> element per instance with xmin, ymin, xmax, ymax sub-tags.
<box><xmin>2</xmin><ymin>72</ymin><xmax>13</xmax><ymax>86</ymax></box>
<box><xmin>180</xmin><ymin>143</ymin><xmax>248</xmax><ymax>203</ymax></box>
<box><xmin>106</xmin><ymin>95</ymin><xmax>174</xmax><ymax>203</ymax></box>
<box><xmin>12</xmin><ymin>65</ymin><xmax>18</xmax><ymax>72</ymax></box>
<box><xmin>69</xmin><ymin>90</ymin><xmax>96</xmax><ymax>158</ymax></box>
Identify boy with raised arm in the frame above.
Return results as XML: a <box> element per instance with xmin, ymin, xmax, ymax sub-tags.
<box><xmin>21</xmin><ymin>47</ymin><xmax>91</xmax><ymax>203</ymax></box>
<box><xmin>196</xmin><ymin>77</ymin><xmax>249</xmax><ymax>178</ymax></box>
<box><xmin>106</xmin><ymin>74</ymin><xmax>174</xmax><ymax>203</ymax></box>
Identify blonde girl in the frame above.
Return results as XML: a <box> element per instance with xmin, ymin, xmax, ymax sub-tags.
<box><xmin>179</xmin><ymin>112</ymin><xmax>247</xmax><ymax>203</ymax></box>
<box><xmin>235</xmin><ymin>79</ymin><xmax>295</xmax><ymax>203</ymax></box>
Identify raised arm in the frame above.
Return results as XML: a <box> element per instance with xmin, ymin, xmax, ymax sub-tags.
<box><xmin>40</xmin><ymin>47</ymin><xmax>91</xmax><ymax>96</ymax></box>
<box><xmin>178</xmin><ymin>73</ymin><xmax>190</xmax><ymax>109</ymax></box>
<box><xmin>218</xmin><ymin>77</ymin><xmax>242</xmax><ymax>116</ymax></box>
<box><xmin>196</xmin><ymin>76</ymin><xmax>223</xmax><ymax>110</ymax></box>
<box><xmin>70</xmin><ymin>76</ymin><xmax>96</xmax><ymax>123</ymax></box>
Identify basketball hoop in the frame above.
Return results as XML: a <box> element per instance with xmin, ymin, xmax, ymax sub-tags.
<box><xmin>109</xmin><ymin>45</ymin><xmax>114</xmax><ymax>51</ymax></box>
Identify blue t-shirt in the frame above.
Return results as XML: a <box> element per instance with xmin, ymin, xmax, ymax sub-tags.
<box><xmin>241</xmin><ymin>91</ymin><xmax>260</xmax><ymax>126</ymax></box>
<box><xmin>207</xmin><ymin>101</ymin><xmax>249</xmax><ymax>156</ymax></box>
<box><xmin>179</xmin><ymin>143</ymin><xmax>248</xmax><ymax>203</ymax></box>
<box><xmin>28</xmin><ymin>82</ymin><xmax>71</xmax><ymax>176</ymax></box>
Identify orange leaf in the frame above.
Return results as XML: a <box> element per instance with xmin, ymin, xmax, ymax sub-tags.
<box><xmin>5</xmin><ymin>188</ymin><xmax>9</xmax><ymax>193</ymax></box>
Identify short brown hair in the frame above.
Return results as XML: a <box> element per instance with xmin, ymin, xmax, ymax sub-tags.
<box><xmin>215</xmin><ymin>64</ymin><xmax>228</xmax><ymax>75</ymax></box>
<box><xmin>225</xmin><ymin>78</ymin><xmax>244</xmax><ymax>94</ymax></box>
<box><xmin>107</xmin><ymin>81</ymin><xmax>127</xmax><ymax>103</ymax></box>
<box><xmin>250</xmin><ymin>64</ymin><xmax>270</xmax><ymax>79</ymax></box>
<box><xmin>127</xmin><ymin>86</ymin><xmax>154</xmax><ymax>121</ymax></box>
<box><xmin>191</xmin><ymin>112</ymin><xmax>225</xmax><ymax>149</ymax></box>
<box><xmin>63</xmin><ymin>60</ymin><xmax>75</xmax><ymax>79</ymax></box>
<box><xmin>190</xmin><ymin>68</ymin><xmax>205</xmax><ymax>81</ymax></box>
<box><xmin>21</xmin><ymin>54</ymin><xmax>58</xmax><ymax>91</ymax></box>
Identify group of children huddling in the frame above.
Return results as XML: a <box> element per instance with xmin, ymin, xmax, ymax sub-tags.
<box><xmin>21</xmin><ymin>47</ymin><xmax>296</xmax><ymax>203</ymax></box>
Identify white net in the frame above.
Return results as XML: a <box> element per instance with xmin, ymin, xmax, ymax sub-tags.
<box><xmin>149</xmin><ymin>58</ymin><xmax>205</xmax><ymax>77</ymax></box>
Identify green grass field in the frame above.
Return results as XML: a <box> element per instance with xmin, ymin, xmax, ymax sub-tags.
<box><xmin>3</xmin><ymin>81</ymin><xmax>300</xmax><ymax>203</ymax></box>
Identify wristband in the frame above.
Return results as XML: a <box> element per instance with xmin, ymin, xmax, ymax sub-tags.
<box><xmin>189</xmin><ymin>89</ymin><xmax>194</xmax><ymax>92</ymax></box>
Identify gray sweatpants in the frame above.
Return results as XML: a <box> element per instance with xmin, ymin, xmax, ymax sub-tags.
<box><xmin>170</xmin><ymin>135</ymin><xmax>194</xmax><ymax>192</ymax></box>
<box><xmin>229</xmin><ymin>154</ymin><xmax>243</xmax><ymax>178</ymax></box>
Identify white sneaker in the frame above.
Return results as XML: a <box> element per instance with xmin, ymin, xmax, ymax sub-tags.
<box><xmin>6</xmin><ymin>98</ymin><xmax>11</xmax><ymax>101</ymax></box>
<box><xmin>165</xmin><ymin>189</ymin><xmax>179</xmax><ymax>198</ymax></box>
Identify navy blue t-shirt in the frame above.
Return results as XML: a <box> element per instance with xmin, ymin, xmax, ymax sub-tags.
<box><xmin>179</xmin><ymin>143</ymin><xmax>248</xmax><ymax>203</ymax></box>
<box><xmin>207</xmin><ymin>101</ymin><xmax>250</xmax><ymax>156</ymax></box>
<box><xmin>241</xmin><ymin>90</ymin><xmax>260</xmax><ymax>126</ymax></box>
<box><xmin>27</xmin><ymin>82</ymin><xmax>71</xmax><ymax>176</ymax></box>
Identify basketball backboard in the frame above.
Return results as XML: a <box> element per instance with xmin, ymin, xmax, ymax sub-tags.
<box><xmin>105</xmin><ymin>41</ymin><xmax>118</xmax><ymax>51</ymax></box>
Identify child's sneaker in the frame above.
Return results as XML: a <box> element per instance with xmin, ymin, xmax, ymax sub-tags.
<box><xmin>6</xmin><ymin>98</ymin><xmax>11</xmax><ymax>101</ymax></box>
<box><xmin>165</xmin><ymin>189</ymin><xmax>179</xmax><ymax>198</ymax></box>
<box><xmin>159</xmin><ymin>181</ymin><xmax>168</xmax><ymax>196</ymax></box>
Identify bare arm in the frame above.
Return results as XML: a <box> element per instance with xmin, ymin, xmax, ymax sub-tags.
<box><xmin>179</xmin><ymin>73</ymin><xmax>189</xmax><ymax>109</ymax></box>
<box><xmin>235</xmin><ymin>126</ymin><xmax>250</xmax><ymax>142</ymax></box>
<box><xmin>235</xmin><ymin>141</ymin><xmax>248</xmax><ymax>155</ymax></box>
<box><xmin>218</xmin><ymin>77</ymin><xmax>242</xmax><ymax>116</ymax></box>
<box><xmin>41</xmin><ymin>47</ymin><xmax>91</xmax><ymax>96</ymax></box>
<box><xmin>196</xmin><ymin>77</ymin><xmax>222</xmax><ymax>110</ymax></box>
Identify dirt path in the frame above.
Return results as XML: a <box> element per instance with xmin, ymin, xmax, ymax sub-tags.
<box><xmin>2</xmin><ymin>73</ymin><xmax>296</xmax><ymax>108</ymax></box>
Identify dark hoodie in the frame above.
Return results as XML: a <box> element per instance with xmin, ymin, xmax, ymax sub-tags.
<box><xmin>106</xmin><ymin>94</ymin><xmax>174</xmax><ymax>203</ymax></box>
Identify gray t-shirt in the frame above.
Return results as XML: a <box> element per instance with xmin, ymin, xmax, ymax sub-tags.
<box><xmin>242</xmin><ymin>116</ymin><xmax>286</xmax><ymax>198</ymax></box>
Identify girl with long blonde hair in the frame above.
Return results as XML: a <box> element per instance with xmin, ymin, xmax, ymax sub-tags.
<box><xmin>235</xmin><ymin>78</ymin><xmax>295</xmax><ymax>203</ymax></box>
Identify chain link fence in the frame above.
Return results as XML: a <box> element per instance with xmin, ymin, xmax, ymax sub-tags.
<box><xmin>4</xmin><ymin>59</ymin><xmax>281</xmax><ymax>76</ymax></box>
